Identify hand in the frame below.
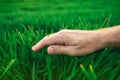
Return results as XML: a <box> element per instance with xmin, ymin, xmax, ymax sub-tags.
<box><xmin>32</xmin><ymin>29</ymin><xmax>106</xmax><ymax>56</ymax></box>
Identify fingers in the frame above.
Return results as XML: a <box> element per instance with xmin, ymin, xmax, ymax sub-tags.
<box><xmin>32</xmin><ymin>33</ymin><xmax>65</xmax><ymax>52</ymax></box>
<box><xmin>47</xmin><ymin>45</ymin><xmax>73</xmax><ymax>55</ymax></box>
<box><xmin>32</xmin><ymin>36</ymin><xmax>49</xmax><ymax>51</ymax></box>
<box><xmin>47</xmin><ymin>45</ymin><xmax>93</xmax><ymax>56</ymax></box>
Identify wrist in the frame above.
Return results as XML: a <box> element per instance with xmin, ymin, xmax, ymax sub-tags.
<box><xmin>95</xmin><ymin>27</ymin><xmax>120</xmax><ymax>47</ymax></box>
<box><xmin>93</xmin><ymin>29</ymin><xmax>111</xmax><ymax>48</ymax></box>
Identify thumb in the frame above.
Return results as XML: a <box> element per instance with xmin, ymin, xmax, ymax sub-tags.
<box><xmin>47</xmin><ymin>45</ymin><xmax>72</xmax><ymax>55</ymax></box>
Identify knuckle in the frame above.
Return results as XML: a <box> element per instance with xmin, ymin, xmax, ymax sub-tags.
<box><xmin>59</xmin><ymin>29</ymin><xmax>68</xmax><ymax>34</ymax></box>
<box><xmin>57</xmin><ymin>30</ymin><xmax>69</xmax><ymax>40</ymax></box>
<box><xmin>43</xmin><ymin>36</ymin><xmax>47</xmax><ymax>39</ymax></box>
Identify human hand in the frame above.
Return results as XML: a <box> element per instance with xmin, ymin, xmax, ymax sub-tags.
<box><xmin>32</xmin><ymin>29</ymin><xmax>106</xmax><ymax>56</ymax></box>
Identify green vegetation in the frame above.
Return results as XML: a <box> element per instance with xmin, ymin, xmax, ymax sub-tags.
<box><xmin>0</xmin><ymin>0</ymin><xmax>120</xmax><ymax>80</ymax></box>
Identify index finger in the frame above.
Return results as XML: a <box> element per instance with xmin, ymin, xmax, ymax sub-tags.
<box><xmin>32</xmin><ymin>33</ymin><xmax>62</xmax><ymax>52</ymax></box>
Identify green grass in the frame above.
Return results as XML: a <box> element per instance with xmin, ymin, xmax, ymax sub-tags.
<box><xmin>0</xmin><ymin>0</ymin><xmax>120</xmax><ymax>80</ymax></box>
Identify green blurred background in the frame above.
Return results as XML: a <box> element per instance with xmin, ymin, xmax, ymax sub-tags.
<box><xmin>0</xmin><ymin>0</ymin><xmax>120</xmax><ymax>32</ymax></box>
<box><xmin>0</xmin><ymin>0</ymin><xmax>120</xmax><ymax>80</ymax></box>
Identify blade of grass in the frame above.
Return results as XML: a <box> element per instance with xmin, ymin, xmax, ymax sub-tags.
<box><xmin>32</xmin><ymin>60</ymin><xmax>35</xmax><ymax>80</ymax></box>
<box><xmin>66</xmin><ymin>58</ymin><xmax>77</xmax><ymax>80</ymax></box>
<box><xmin>80</xmin><ymin>64</ymin><xmax>91</xmax><ymax>80</ymax></box>
<box><xmin>106</xmin><ymin>14</ymin><xmax>112</xmax><ymax>26</ymax></box>
<box><xmin>89</xmin><ymin>64</ymin><xmax>97</xmax><ymax>80</ymax></box>
<box><xmin>45</xmin><ymin>55</ymin><xmax>52</xmax><ymax>80</ymax></box>
<box><xmin>0</xmin><ymin>59</ymin><xmax>15</xmax><ymax>79</ymax></box>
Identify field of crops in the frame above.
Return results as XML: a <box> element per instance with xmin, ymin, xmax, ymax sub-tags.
<box><xmin>0</xmin><ymin>0</ymin><xmax>120</xmax><ymax>80</ymax></box>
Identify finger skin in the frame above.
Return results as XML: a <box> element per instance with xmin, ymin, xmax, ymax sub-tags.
<box><xmin>32</xmin><ymin>36</ymin><xmax>49</xmax><ymax>51</ymax></box>
<box><xmin>47</xmin><ymin>45</ymin><xmax>93</xmax><ymax>56</ymax></box>
<box><xmin>47</xmin><ymin>45</ymin><xmax>74</xmax><ymax>55</ymax></box>
<box><xmin>32</xmin><ymin>32</ymin><xmax>66</xmax><ymax>52</ymax></box>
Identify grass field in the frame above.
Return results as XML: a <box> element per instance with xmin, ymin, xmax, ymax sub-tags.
<box><xmin>0</xmin><ymin>0</ymin><xmax>120</xmax><ymax>80</ymax></box>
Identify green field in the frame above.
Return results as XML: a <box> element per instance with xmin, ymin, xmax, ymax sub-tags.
<box><xmin>0</xmin><ymin>0</ymin><xmax>120</xmax><ymax>80</ymax></box>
